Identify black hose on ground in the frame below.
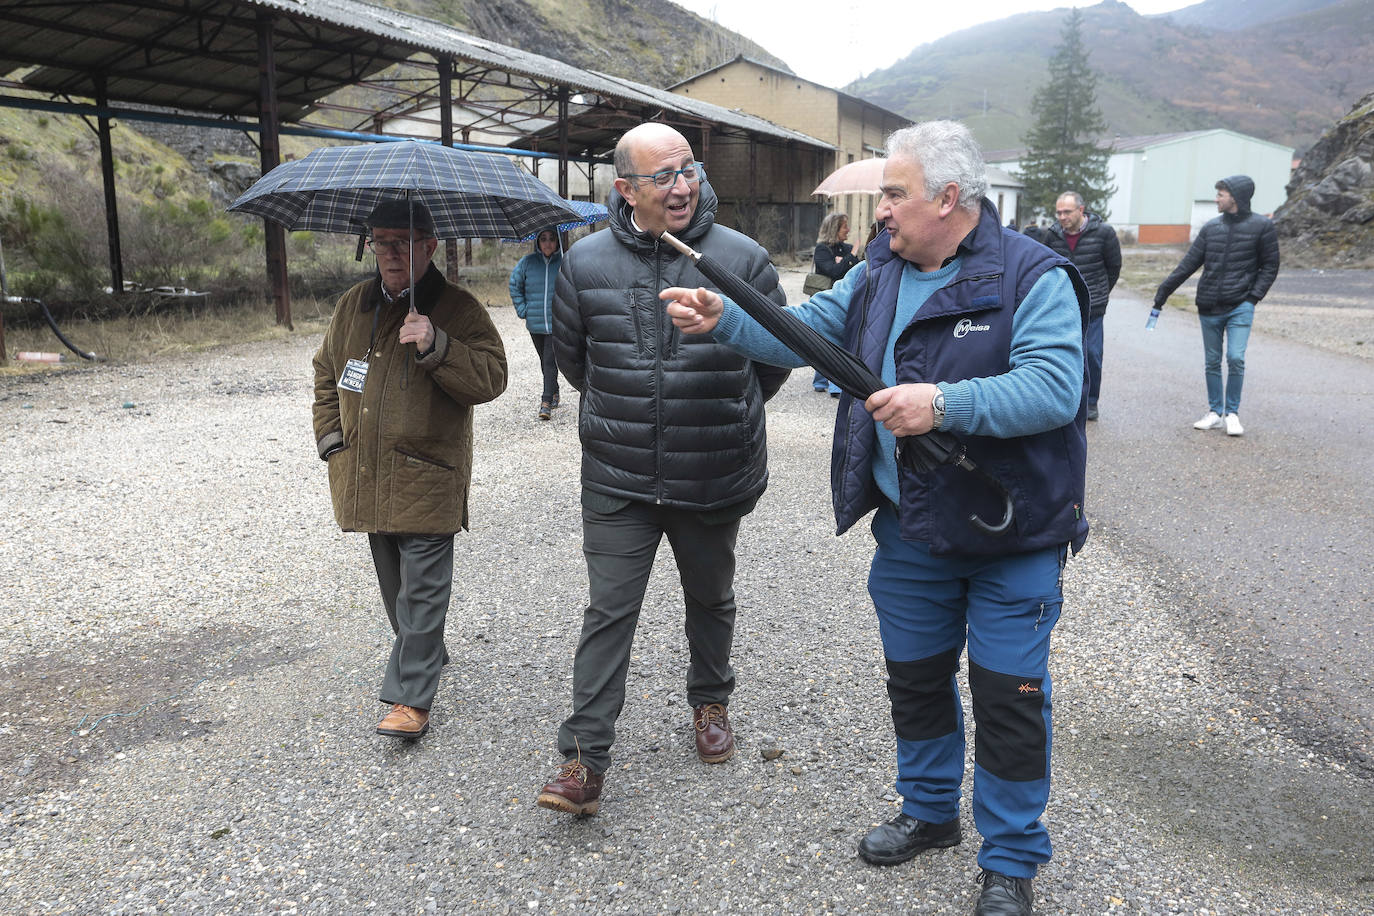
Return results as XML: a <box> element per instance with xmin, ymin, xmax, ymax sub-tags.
<box><xmin>7</xmin><ymin>296</ymin><xmax>101</xmax><ymax>361</ymax></box>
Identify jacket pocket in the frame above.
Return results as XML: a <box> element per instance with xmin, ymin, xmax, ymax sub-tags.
<box><xmin>395</xmin><ymin>447</ymin><xmax>455</xmax><ymax>471</ymax></box>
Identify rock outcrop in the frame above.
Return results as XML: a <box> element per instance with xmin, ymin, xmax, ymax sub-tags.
<box><xmin>1273</xmin><ymin>91</ymin><xmax>1374</xmax><ymax>268</ymax></box>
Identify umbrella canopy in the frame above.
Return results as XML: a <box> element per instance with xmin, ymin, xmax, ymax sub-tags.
<box><xmin>508</xmin><ymin>200</ymin><xmax>609</xmax><ymax>241</ymax></box>
<box><xmin>226</xmin><ymin>140</ymin><xmax>581</xmax><ymax>240</ymax></box>
<box><xmin>659</xmin><ymin>229</ymin><xmax>1012</xmax><ymax>535</ymax></box>
<box><xmin>812</xmin><ymin>157</ymin><xmax>886</xmax><ymax>196</ymax></box>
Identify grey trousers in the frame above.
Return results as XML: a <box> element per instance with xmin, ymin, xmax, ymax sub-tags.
<box><xmin>368</xmin><ymin>532</ymin><xmax>454</xmax><ymax>711</ymax></box>
<box><xmin>557</xmin><ymin>501</ymin><xmax>740</xmax><ymax>773</ymax></box>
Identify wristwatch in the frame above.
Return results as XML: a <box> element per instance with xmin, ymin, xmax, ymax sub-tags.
<box><xmin>931</xmin><ymin>390</ymin><xmax>945</xmax><ymax>430</ymax></box>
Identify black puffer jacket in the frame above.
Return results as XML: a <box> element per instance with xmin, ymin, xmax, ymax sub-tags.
<box><xmin>1043</xmin><ymin>213</ymin><xmax>1121</xmax><ymax>318</ymax></box>
<box><xmin>1154</xmin><ymin>175</ymin><xmax>1280</xmax><ymax>314</ymax></box>
<box><xmin>553</xmin><ymin>181</ymin><xmax>789</xmax><ymax>510</ymax></box>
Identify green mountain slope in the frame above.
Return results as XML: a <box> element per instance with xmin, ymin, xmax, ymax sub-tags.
<box><xmin>847</xmin><ymin>0</ymin><xmax>1374</xmax><ymax>153</ymax></box>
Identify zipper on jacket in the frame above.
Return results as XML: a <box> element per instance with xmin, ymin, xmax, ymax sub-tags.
<box><xmin>838</xmin><ymin>268</ymin><xmax>880</xmax><ymax>515</ymax></box>
<box><xmin>542</xmin><ymin>256</ymin><xmax>554</xmax><ymax>332</ymax></box>
<box><xmin>653</xmin><ymin>238</ymin><xmax>665</xmax><ymax>504</ymax></box>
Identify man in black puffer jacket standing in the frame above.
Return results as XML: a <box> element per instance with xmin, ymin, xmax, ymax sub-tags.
<box><xmin>1043</xmin><ymin>191</ymin><xmax>1120</xmax><ymax>421</ymax></box>
<box><xmin>1154</xmin><ymin>175</ymin><xmax>1280</xmax><ymax>437</ymax></box>
<box><xmin>536</xmin><ymin>122</ymin><xmax>789</xmax><ymax>816</ymax></box>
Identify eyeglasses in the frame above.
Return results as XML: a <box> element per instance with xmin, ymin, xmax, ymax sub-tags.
<box><xmin>622</xmin><ymin>162</ymin><xmax>706</xmax><ymax>190</ymax></box>
<box><xmin>367</xmin><ymin>237</ymin><xmax>429</xmax><ymax>254</ymax></box>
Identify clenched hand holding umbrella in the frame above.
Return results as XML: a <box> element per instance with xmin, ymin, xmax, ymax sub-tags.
<box><xmin>657</xmin><ymin>229</ymin><xmax>1013</xmax><ymax>536</ymax></box>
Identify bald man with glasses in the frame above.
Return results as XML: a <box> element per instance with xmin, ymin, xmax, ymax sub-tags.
<box><xmin>536</xmin><ymin>122</ymin><xmax>790</xmax><ymax>816</ymax></box>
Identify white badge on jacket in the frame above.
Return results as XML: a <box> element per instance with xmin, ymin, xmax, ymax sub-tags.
<box><xmin>338</xmin><ymin>358</ymin><xmax>369</xmax><ymax>394</ymax></box>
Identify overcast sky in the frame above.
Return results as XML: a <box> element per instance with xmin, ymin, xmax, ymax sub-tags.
<box><xmin>671</xmin><ymin>0</ymin><xmax>1197</xmax><ymax>89</ymax></box>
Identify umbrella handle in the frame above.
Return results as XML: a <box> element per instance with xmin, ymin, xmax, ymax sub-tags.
<box><xmin>960</xmin><ymin>461</ymin><xmax>1014</xmax><ymax>536</ymax></box>
<box><xmin>658</xmin><ymin>231</ymin><xmax>698</xmax><ymax>260</ymax></box>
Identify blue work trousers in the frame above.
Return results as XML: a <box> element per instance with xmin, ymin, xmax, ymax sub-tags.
<box><xmin>867</xmin><ymin>504</ymin><xmax>1065</xmax><ymax>879</ymax></box>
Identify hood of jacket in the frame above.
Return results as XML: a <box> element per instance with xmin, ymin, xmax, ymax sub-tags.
<box><xmin>607</xmin><ymin>178</ymin><xmax>719</xmax><ymax>252</ymax></box>
<box><xmin>1219</xmin><ymin>174</ymin><xmax>1255</xmax><ymax>216</ymax></box>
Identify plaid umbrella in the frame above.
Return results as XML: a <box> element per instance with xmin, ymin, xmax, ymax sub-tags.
<box><xmin>660</xmin><ymin>230</ymin><xmax>1013</xmax><ymax>535</ymax></box>
<box><xmin>507</xmin><ymin>200</ymin><xmax>609</xmax><ymax>241</ymax></box>
<box><xmin>226</xmin><ymin>140</ymin><xmax>581</xmax><ymax>240</ymax></box>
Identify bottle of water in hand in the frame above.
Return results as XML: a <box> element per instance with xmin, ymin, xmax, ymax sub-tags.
<box><xmin>1146</xmin><ymin>308</ymin><xmax>1160</xmax><ymax>330</ymax></box>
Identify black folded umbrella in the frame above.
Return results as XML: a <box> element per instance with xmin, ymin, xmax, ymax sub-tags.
<box><xmin>660</xmin><ymin>230</ymin><xmax>1012</xmax><ymax>535</ymax></box>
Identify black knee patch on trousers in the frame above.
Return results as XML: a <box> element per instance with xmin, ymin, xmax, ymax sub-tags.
<box><xmin>969</xmin><ymin>660</ymin><xmax>1047</xmax><ymax>782</ymax></box>
<box><xmin>886</xmin><ymin>648</ymin><xmax>961</xmax><ymax>742</ymax></box>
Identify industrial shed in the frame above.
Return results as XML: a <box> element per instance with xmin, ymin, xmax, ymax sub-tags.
<box><xmin>0</xmin><ymin>0</ymin><xmax>831</xmax><ymax>327</ymax></box>
<box><xmin>987</xmin><ymin>129</ymin><xmax>1294</xmax><ymax>243</ymax></box>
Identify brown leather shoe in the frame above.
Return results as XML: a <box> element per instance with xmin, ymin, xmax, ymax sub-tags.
<box><xmin>693</xmin><ymin>702</ymin><xmax>736</xmax><ymax>763</ymax></box>
<box><xmin>536</xmin><ymin>759</ymin><xmax>604</xmax><ymax>815</ymax></box>
<box><xmin>376</xmin><ymin>704</ymin><xmax>429</xmax><ymax>738</ymax></box>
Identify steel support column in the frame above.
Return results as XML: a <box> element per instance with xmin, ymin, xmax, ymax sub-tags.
<box><xmin>461</xmin><ymin>127</ymin><xmax>473</xmax><ymax>266</ymax></box>
<box><xmin>439</xmin><ymin>56</ymin><xmax>458</xmax><ymax>277</ymax></box>
<box><xmin>93</xmin><ymin>75</ymin><xmax>124</xmax><ymax>295</ymax></box>
<box><xmin>257</xmin><ymin>13</ymin><xmax>291</xmax><ymax>329</ymax></box>
<box><xmin>557</xmin><ymin>88</ymin><xmax>570</xmax><ymax>199</ymax></box>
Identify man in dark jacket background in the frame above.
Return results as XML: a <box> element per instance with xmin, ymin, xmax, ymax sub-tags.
<box><xmin>1154</xmin><ymin>175</ymin><xmax>1280</xmax><ymax>436</ymax></box>
<box><xmin>1043</xmin><ymin>191</ymin><xmax>1121</xmax><ymax>421</ymax></box>
<box><xmin>536</xmin><ymin>122</ymin><xmax>789</xmax><ymax>817</ymax></box>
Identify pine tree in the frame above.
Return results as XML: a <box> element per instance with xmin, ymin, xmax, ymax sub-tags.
<box><xmin>1017</xmin><ymin>9</ymin><xmax>1116</xmax><ymax>221</ymax></box>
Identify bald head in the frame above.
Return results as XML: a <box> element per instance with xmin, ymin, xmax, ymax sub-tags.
<box><xmin>613</xmin><ymin>121</ymin><xmax>701</xmax><ymax>238</ymax></box>
<box><xmin>614</xmin><ymin>122</ymin><xmax>688</xmax><ymax>178</ymax></box>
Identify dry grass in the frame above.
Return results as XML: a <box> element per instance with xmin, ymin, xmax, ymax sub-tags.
<box><xmin>1117</xmin><ymin>245</ymin><xmax>1188</xmax><ymax>304</ymax></box>
<box><xmin>1</xmin><ymin>272</ymin><xmax>517</xmax><ymax>377</ymax></box>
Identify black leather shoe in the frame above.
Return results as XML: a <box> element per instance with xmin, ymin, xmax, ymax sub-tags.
<box><xmin>856</xmin><ymin>812</ymin><xmax>961</xmax><ymax>865</ymax></box>
<box><xmin>973</xmin><ymin>870</ymin><xmax>1033</xmax><ymax>916</ymax></box>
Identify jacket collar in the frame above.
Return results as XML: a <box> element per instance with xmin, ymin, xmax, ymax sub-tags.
<box><xmin>1048</xmin><ymin>212</ymin><xmax>1101</xmax><ymax>240</ymax></box>
<box><xmin>362</xmin><ymin>262</ymin><xmax>446</xmax><ymax>315</ymax></box>
<box><xmin>866</xmin><ymin>198</ymin><xmax>1006</xmax><ymax>280</ymax></box>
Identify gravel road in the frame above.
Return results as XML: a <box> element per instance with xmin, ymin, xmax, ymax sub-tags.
<box><xmin>1</xmin><ymin>266</ymin><xmax>1371</xmax><ymax>914</ymax></box>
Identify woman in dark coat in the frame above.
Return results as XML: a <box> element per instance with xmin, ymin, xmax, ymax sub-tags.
<box><xmin>811</xmin><ymin>212</ymin><xmax>859</xmax><ymax>394</ymax></box>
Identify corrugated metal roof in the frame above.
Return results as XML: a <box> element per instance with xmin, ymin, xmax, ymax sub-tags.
<box><xmin>0</xmin><ymin>0</ymin><xmax>829</xmax><ymax>148</ymax></box>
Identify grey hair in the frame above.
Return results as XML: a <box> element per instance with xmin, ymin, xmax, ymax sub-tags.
<box><xmin>885</xmin><ymin>120</ymin><xmax>986</xmax><ymax>214</ymax></box>
<box><xmin>1057</xmin><ymin>191</ymin><xmax>1084</xmax><ymax>208</ymax></box>
<box><xmin>816</xmin><ymin>211</ymin><xmax>848</xmax><ymax>246</ymax></box>
<box><xmin>613</xmin><ymin>143</ymin><xmax>634</xmax><ymax>179</ymax></box>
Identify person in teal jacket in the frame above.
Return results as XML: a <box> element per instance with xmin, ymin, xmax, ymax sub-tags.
<box><xmin>509</xmin><ymin>228</ymin><xmax>563</xmax><ymax>420</ymax></box>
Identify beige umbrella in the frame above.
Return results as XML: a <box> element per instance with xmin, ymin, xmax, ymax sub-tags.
<box><xmin>812</xmin><ymin>157</ymin><xmax>886</xmax><ymax>196</ymax></box>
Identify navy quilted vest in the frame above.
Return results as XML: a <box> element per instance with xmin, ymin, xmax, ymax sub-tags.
<box><xmin>829</xmin><ymin>199</ymin><xmax>1091</xmax><ymax>557</ymax></box>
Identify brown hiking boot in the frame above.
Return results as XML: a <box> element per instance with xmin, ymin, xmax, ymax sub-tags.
<box><xmin>536</xmin><ymin>758</ymin><xmax>604</xmax><ymax>815</ymax></box>
<box><xmin>693</xmin><ymin>702</ymin><xmax>736</xmax><ymax>763</ymax></box>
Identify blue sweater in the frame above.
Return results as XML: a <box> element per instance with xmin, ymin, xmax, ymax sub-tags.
<box><xmin>713</xmin><ymin>257</ymin><xmax>1081</xmax><ymax>505</ymax></box>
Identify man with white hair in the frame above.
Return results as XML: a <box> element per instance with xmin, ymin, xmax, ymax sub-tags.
<box><xmin>664</xmin><ymin>120</ymin><xmax>1089</xmax><ymax>916</ymax></box>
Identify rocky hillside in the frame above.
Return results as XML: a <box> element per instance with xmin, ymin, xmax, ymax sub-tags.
<box><xmin>847</xmin><ymin>0</ymin><xmax>1373</xmax><ymax>153</ymax></box>
<box><xmin>383</xmin><ymin>0</ymin><xmax>790</xmax><ymax>88</ymax></box>
<box><xmin>1273</xmin><ymin>91</ymin><xmax>1374</xmax><ymax>268</ymax></box>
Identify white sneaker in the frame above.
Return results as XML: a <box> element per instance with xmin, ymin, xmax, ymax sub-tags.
<box><xmin>1224</xmin><ymin>413</ymin><xmax>1244</xmax><ymax>436</ymax></box>
<box><xmin>1193</xmin><ymin>411</ymin><xmax>1223</xmax><ymax>430</ymax></box>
